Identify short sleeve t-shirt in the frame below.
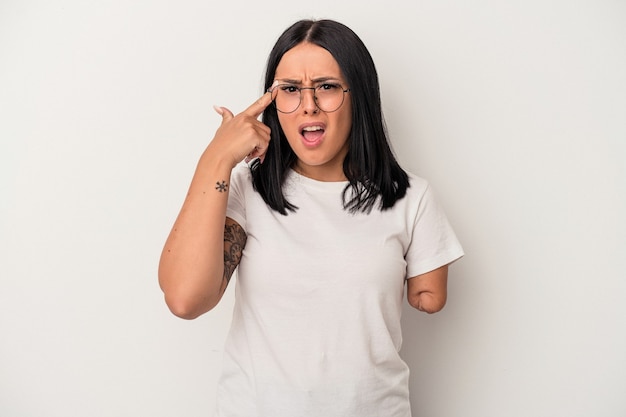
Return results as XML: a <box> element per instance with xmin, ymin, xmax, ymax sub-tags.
<box><xmin>216</xmin><ymin>164</ymin><xmax>464</xmax><ymax>417</ymax></box>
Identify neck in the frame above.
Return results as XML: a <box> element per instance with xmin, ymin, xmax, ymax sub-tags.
<box><xmin>293</xmin><ymin>162</ymin><xmax>347</xmax><ymax>182</ymax></box>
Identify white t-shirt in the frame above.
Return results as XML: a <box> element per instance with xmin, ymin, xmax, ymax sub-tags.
<box><xmin>216</xmin><ymin>164</ymin><xmax>464</xmax><ymax>417</ymax></box>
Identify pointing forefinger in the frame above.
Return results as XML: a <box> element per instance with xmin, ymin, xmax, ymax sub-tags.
<box><xmin>242</xmin><ymin>91</ymin><xmax>273</xmax><ymax>119</ymax></box>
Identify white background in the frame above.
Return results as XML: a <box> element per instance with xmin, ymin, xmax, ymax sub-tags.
<box><xmin>1</xmin><ymin>1</ymin><xmax>625</xmax><ymax>416</ymax></box>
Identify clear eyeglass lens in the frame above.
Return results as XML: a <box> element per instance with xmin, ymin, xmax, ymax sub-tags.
<box><xmin>271</xmin><ymin>84</ymin><xmax>346</xmax><ymax>113</ymax></box>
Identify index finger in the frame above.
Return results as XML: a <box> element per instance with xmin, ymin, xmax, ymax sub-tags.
<box><xmin>242</xmin><ymin>91</ymin><xmax>273</xmax><ymax>118</ymax></box>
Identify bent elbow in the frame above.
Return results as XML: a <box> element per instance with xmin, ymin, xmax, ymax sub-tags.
<box><xmin>166</xmin><ymin>301</ymin><xmax>203</xmax><ymax>320</ymax></box>
<box><xmin>163</xmin><ymin>292</ymin><xmax>218</xmax><ymax>320</ymax></box>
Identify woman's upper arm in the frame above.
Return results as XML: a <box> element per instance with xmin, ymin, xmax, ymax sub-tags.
<box><xmin>406</xmin><ymin>265</ymin><xmax>449</xmax><ymax>314</ymax></box>
<box><xmin>220</xmin><ymin>217</ymin><xmax>247</xmax><ymax>293</ymax></box>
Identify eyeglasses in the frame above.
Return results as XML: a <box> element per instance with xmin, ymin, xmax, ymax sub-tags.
<box><xmin>268</xmin><ymin>82</ymin><xmax>350</xmax><ymax>113</ymax></box>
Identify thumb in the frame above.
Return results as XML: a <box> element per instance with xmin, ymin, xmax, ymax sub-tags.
<box><xmin>213</xmin><ymin>105</ymin><xmax>235</xmax><ymax>123</ymax></box>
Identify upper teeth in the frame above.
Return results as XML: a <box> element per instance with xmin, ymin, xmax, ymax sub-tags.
<box><xmin>303</xmin><ymin>126</ymin><xmax>322</xmax><ymax>132</ymax></box>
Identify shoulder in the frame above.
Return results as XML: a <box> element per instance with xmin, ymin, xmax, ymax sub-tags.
<box><xmin>404</xmin><ymin>171</ymin><xmax>431</xmax><ymax>201</ymax></box>
<box><xmin>226</xmin><ymin>163</ymin><xmax>255</xmax><ymax>230</ymax></box>
<box><xmin>394</xmin><ymin>171</ymin><xmax>447</xmax><ymax>219</ymax></box>
<box><xmin>229</xmin><ymin>162</ymin><xmax>254</xmax><ymax>192</ymax></box>
<box><xmin>231</xmin><ymin>162</ymin><xmax>252</xmax><ymax>182</ymax></box>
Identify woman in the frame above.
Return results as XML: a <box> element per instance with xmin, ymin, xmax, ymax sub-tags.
<box><xmin>159</xmin><ymin>19</ymin><xmax>463</xmax><ymax>417</ymax></box>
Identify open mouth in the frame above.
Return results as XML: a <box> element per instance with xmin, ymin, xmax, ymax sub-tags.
<box><xmin>301</xmin><ymin>125</ymin><xmax>325</xmax><ymax>143</ymax></box>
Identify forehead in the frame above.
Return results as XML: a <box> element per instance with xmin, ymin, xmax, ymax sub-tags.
<box><xmin>275</xmin><ymin>42</ymin><xmax>344</xmax><ymax>82</ymax></box>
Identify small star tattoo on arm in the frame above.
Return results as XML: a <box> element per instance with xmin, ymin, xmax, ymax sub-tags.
<box><xmin>215</xmin><ymin>181</ymin><xmax>228</xmax><ymax>192</ymax></box>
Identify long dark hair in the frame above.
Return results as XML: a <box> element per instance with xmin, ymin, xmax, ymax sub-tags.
<box><xmin>252</xmin><ymin>19</ymin><xmax>409</xmax><ymax>215</ymax></box>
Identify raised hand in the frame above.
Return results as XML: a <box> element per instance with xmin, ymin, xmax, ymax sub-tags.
<box><xmin>208</xmin><ymin>92</ymin><xmax>273</xmax><ymax>168</ymax></box>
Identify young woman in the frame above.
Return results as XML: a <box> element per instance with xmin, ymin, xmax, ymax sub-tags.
<box><xmin>159</xmin><ymin>19</ymin><xmax>463</xmax><ymax>417</ymax></box>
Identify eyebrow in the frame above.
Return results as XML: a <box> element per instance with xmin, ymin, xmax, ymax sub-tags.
<box><xmin>275</xmin><ymin>77</ymin><xmax>342</xmax><ymax>85</ymax></box>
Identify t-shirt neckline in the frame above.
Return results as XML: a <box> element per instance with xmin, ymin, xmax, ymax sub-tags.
<box><xmin>288</xmin><ymin>168</ymin><xmax>349</xmax><ymax>192</ymax></box>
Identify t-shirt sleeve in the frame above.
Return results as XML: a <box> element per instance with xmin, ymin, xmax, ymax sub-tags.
<box><xmin>405</xmin><ymin>183</ymin><xmax>464</xmax><ymax>278</ymax></box>
<box><xmin>226</xmin><ymin>163</ymin><xmax>248</xmax><ymax>230</ymax></box>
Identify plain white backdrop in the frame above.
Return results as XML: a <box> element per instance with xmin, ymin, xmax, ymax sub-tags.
<box><xmin>1</xmin><ymin>1</ymin><xmax>624</xmax><ymax>416</ymax></box>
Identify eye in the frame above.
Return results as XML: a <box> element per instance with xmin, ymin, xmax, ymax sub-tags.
<box><xmin>280</xmin><ymin>84</ymin><xmax>299</xmax><ymax>94</ymax></box>
<box><xmin>318</xmin><ymin>83</ymin><xmax>341</xmax><ymax>91</ymax></box>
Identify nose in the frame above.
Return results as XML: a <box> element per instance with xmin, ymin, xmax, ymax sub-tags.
<box><xmin>300</xmin><ymin>87</ymin><xmax>319</xmax><ymax>113</ymax></box>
